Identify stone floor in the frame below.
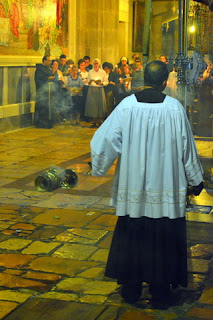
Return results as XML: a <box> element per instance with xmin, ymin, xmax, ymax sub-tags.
<box><xmin>0</xmin><ymin>122</ymin><xmax>212</xmax><ymax>320</ymax></box>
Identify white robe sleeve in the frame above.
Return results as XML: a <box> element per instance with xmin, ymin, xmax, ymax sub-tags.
<box><xmin>90</xmin><ymin>107</ymin><xmax>122</xmax><ymax>176</ymax></box>
<box><xmin>182</xmin><ymin>110</ymin><xmax>204</xmax><ymax>186</ymax></box>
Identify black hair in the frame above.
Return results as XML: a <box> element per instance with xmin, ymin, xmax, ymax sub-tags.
<box><xmin>78</xmin><ymin>59</ymin><xmax>85</xmax><ymax>67</ymax></box>
<box><xmin>102</xmin><ymin>62</ymin><xmax>114</xmax><ymax>71</ymax></box>
<box><xmin>83</xmin><ymin>56</ymin><xmax>90</xmax><ymax>60</ymax></box>
<box><xmin>60</xmin><ymin>54</ymin><xmax>66</xmax><ymax>59</ymax></box>
<box><xmin>108</xmin><ymin>63</ymin><xmax>113</xmax><ymax>70</ymax></box>
<box><xmin>51</xmin><ymin>59</ymin><xmax>58</xmax><ymax>66</ymax></box>
<box><xmin>66</xmin><ymin>59</ymin><xmax>74</xmax><ymax>65</ymax></box>
<box><xmin>42</xmin><ymin>55</ymin><xmax>50</xmax><ymax>63</ymax></box>
<box><xmin>102</xmin><ymin>62</ymin><xmax>109</xmax><ymax>69</ymax></box>
<box><xmin>144</xmin><ymin>61</ymin><xmax>169</xmax><ymax>89</ymax></box>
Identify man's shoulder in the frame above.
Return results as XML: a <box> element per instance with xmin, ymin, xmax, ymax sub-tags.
<box><xmin>164</xmin><ymin>95</ymin><xmax>183</xmax><ymax>108</ymax></box>
<box><xmin>117</xmin><ymin>94</ymin><xmax>137</xmax><ymax>109</ymax></box>
<box><xmin>35</xmin><ymin>64</ymin><xmax>51</xmax><ymax>74</ymax></box>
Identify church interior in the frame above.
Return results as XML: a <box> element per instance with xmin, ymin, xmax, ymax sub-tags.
<box><xmin>0</xmin><ymin>0</ymin><xmax>212</xmax><ymax>137</ymax></box>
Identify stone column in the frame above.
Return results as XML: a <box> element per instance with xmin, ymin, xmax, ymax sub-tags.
<box><xmin>68</xmin><ymin>0</ymin><xmax>77</xmax><ymax>61</ymax></box>
<box><xmin>74</xmin><ymin>0</ymin><xmax>119</xmax><ymax>65</ymax></box>
<box><xmin>143</xmin><ymin>0</ymin><xmax>152</xmax><ymax>63</ymax></box>
<box><xmin>2</xmin><ymin>68</ymin><xmax>8</xmax><ymax>107</ymax></box>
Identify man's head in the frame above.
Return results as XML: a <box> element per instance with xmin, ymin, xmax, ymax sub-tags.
<box><xmin>132</xmin><ymin>53</ymin><xmax>140</xmax><ymax>62</ymax></box>
<box><xmin>159</xmin><ymin>55</ymin><xmax>167</xmax><ymax>63</ymax></box>
<box><xmin>136</xmin><ymin>61</ymin><xmax>142</xmax><ymax>70</ymax></box>
<box><xmin>42</xmin><ymin>55</ymin><xmax>51</xmax><ymax>66</ymax></box>
<box><xmin>83</xmin><ymin>56</ymin><xmax>91</xmax><ymax>67</ymax></box>
<box><xmin>144</xmin><ymin>61</ymin><xmax>169</xmax><ymax>91</ymax></box>
<box><xmin>59</xmin><ymin>54</ymin><xmax>67</xmax><ymax>66</ymax></box>
<box><xmin>69</xmin><ymin>65</ymin><xmax>78</xmax><ymax>77</ymax></box>
<box><xmin>102</xmin><ymin>62</ymin><xmax>113</xmax><ymax>74</ymax></box>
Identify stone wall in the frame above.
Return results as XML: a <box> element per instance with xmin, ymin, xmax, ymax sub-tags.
<box><xmin>69</xmin><ymin>0</ymin><xmax>120</xmax><ymax>65</ymax></box>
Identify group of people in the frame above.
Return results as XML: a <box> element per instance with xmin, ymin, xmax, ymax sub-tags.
<box><xmin>34</xmin><ymin>54</ymin><xmax>144</xmax><ymax>129</ymax></box>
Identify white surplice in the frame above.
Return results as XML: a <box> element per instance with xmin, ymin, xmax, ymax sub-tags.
<box><xmin>90</xmin><ymin>94</ymin><xmax>203</xmax><ymax>219</ymax></box>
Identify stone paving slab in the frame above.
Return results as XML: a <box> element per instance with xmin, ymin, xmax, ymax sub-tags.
<box><xmin>4</xmin><ymin>299</ymin><xmax>106</xmax><ymax>320</ymax></box>
<box><xmin>0</xmin><ymin>254</ymin><xmax>35</xmax><ymax>268</ymax></box>
<box><xmin>0</xmin><ymin>289</ymin><xmax>34</xmax><ymax>303</ymax></box>
<box><xmin>52</xmin><ymin>243</ymin><xmax>97</xmax><ymax>260</ymax></box>
<box><xmin>0</xmin><ymin>273</ymin><xmax>48</xmax><ymax>291</ymax></box>
<box><xmin>32</xmin><ymin>194</ymin><xmax>102</xmax><ymax>209</ymax></box>
<box><xmin>32</xmin><ymin>208</ymin><xmax>101</xmax><ymax>227</ymax></box>
<box><xmin>0</xmin><ymin>301</ymin><xmax>19</xmax><ymax>319</ymax></box>
<box><xmin>56</xmin><ymin>277</ymin><xmax>118</xmax><ymax>295</ymax></box>
<box><xmin>199</xmin><ymin>287</ymin><xmax>213</xmax><ymax>304</ymax></box>
<box><xmin>26</xmin><ymin>256</ymin><xmax>99</xmax><ymax>277</ymax></box>
<box><xmin>22</xmin><ymin>240</ymin><xmax>61</xmax><ymax>255</ymax></box>
<box><xmin>183</xmin><ymin>307</ymin><xmax>213</xmax><ymax>319</ymax></box>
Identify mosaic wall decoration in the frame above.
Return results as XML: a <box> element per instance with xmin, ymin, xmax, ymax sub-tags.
<box><xmin>0</xmin><ymin>0</ymin><xmax>68</xmax><ymax>56</ymax></box>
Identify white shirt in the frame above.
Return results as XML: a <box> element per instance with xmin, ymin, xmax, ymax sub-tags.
<box><xmin>90</xmin><ymin>94</ymin><xmax>203</xmax><ymax>219</ymax></box>
<box><xmin>87</xmin><ymin>68</ymin><xmax>108</xmax><ymax>87</ymax></box>
<box><xmin>79</xmin><ymin>70</ymin><xmax>89</xmax><ymax>84</ymax></box>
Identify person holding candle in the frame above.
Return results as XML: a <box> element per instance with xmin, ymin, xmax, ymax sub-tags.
<box><xmin>84</xmin><ymin>58</ymin><xmax>108</xmax><ymax>127</ymax></box>
<box><xmin>51</xmin><ymin>60</ymin><xmax>65</xmax><ymax>121</ymax></box>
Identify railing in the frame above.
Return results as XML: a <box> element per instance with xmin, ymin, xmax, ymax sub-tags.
<box><xmin>0</xmin><ymin>66</ymin><xmax>36</xmax><ymax>106</ymax></box>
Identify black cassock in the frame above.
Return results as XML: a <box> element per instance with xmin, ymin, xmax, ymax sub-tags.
<box><xmin>34</xmin><ymin>64</ymin><xmax>57</xmax><ymax>128</ymax></box>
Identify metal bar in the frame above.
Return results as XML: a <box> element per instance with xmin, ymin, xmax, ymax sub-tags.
<box><xmin>184</xmin><ymin>0</ymin><xmax>190</xmax><ymax>56</ymax></box>
<box><xmin>143</xmin><ymin>0</ymin><xmax>152</xmax><ymax>64</ymax></box>
<box><xmin>179</xmin><ymin>0</ymin><xmax>183</xmax><ymax>53</ymax></box>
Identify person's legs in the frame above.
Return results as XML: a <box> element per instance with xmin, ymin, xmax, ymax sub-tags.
<box><xmin>120</xmin><ymin>281</ymin><xmax>142</xmax><ymax>304</ymax></box>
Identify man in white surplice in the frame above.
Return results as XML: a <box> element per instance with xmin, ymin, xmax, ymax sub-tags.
<box><xmin>90</xmin><ymin>61</ymin><xmax>204</xmax><ymax>306</ymax></box>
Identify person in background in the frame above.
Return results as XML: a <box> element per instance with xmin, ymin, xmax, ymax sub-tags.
<box><xmin>66</xmin><ymin>59</ymin><xmax>75</xmax><ymax>69</ymax></box>
<box><xmin>51</xmin><ymin>60</ymin><xmax>65</xmax><ymax>120</ymax></box>
<box><xmin>58</xmin><ymin>54</ymin><xmax>70</xmax><ymax>76</ymax></box>
<box><xmin>65</xmin><ymin>65</ymin><xmax>84</xmax><ymax>126</ymax></box>
<box><xmin>84</xmin><ymin>58</ymin><xmax>108</xmax><ymax>127</ymax></box>
<box><xmin>117</xmin><ymin>64</ymin><xmax>132</xmax><ymax>104</ymax></box>
<box><xmin>78</xmin><ymin>59</ymin><xmax>89</xmax><ymax>84</ymax></box>
<box><xmin>90</xmin><ymin>60</ymin><xmax>204</xmax><ymax>307</ymax></box>
<box><xmin>130</xmin><ymin>53</ymin><xmax>140</xmax><ymax>69</ymax></box>
<box><xmin>84</xmin><ymin>56</ymin><xmax>93</xmax><ymax>71</ymax></box>
<box><xmin>102</xmin><ymin>62</ymin><xmax>118</xmax><ymax>116</ymax></box>
<box><xmin>131</xmin><ymin>60</ymin><xmax>144</xmax><ymax>93</ymax></box>
<box><xmin>159</xmin><ymin>55</ymin><xmax>174</xmax><ymax>73</ymax></box>
<box><xmin>34</xmin><ymin>55</ymin><xmax>55</xmax><ymax>128</ymax></box>
<box><xmin>51</xmin><ymin>60</ymin><xmax>64</xmax><ymax>86</ymax></box>
<box><xmin>118</xmin><ymin>56</ymin><xmax>129</xmax><ymax>69</ymax></box>
<box><xmin>78</xmin><ymin>59</ymin><xmax>89</xmax><ymax>120</ymax></box>
<box><xmin>159</xmin><ymin>55</ymin><xmax>168</xmax><ymax>64</ymax></box>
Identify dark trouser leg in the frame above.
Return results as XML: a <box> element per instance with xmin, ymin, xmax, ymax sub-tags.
<box><xmin>149</xmin><ymin>283</ymin><xmax>170</xmax><ymax>300</ymax></box>
<box><xmin>120</xmin><ymin>281</ymin><xmax>142</xmax><ymax>304</ymax></box>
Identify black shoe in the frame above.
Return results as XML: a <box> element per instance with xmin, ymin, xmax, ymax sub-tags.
<box><xmin>150</xmin><ymin>289</ymin><xmax>181</xmax><ymax>309</ymax></box>
<box><xmin>89</xmin><ymin>123</ymin><xmax>97</xmax><ymax>128</ymax></box>
<box><xmin>87</xmin><ymin>161</ymin><xmax>92</xmax><ymax>168</ymax></box>
<box><xmin>121</xmin><ymin>283</ymin><xmax>142</xmax><ymax>304</ymax></box>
